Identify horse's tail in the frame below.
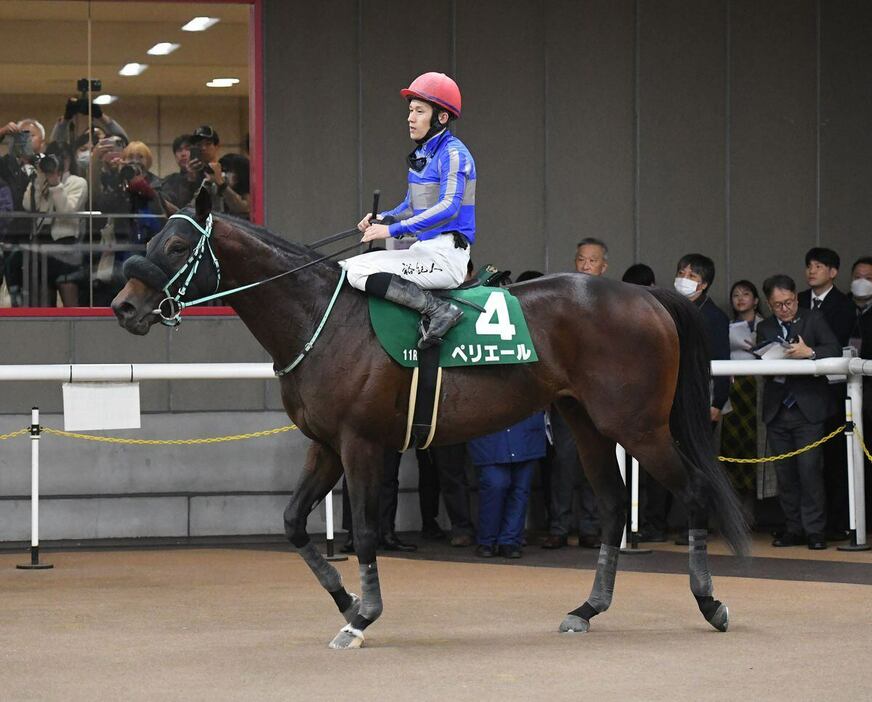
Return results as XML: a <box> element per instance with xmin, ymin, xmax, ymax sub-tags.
<box><xmin>648</xmin><ymin>288</ymin><xmax>750</xmax><ymax>558</ymax></box>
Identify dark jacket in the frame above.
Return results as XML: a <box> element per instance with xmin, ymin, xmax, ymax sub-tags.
<box><xmin>756</xmin><ymin>310</ymin><xmax>841</xmax><ymax>424</ymax></box>
<box><xmin>799</xmin><ymin>286</ymin><xmax>855</xmax><ymax>348</ymax></box>
<box><xmin>696</xmin><ymin>294</ymin><xmax>730</xmax><ymax>410</ymax></box>
<box><xmin>467</xmin><ymin>412</ymin><xmax>547</xmax><ymax>466</ymax></box>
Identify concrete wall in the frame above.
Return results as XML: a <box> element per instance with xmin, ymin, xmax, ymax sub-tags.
<box><xmin>264</xmin><ymin>0</ymin><xmax>872</xmax><ymax>303</ymax></box>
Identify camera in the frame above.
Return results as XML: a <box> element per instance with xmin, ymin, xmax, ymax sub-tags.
<box><xmin>119</xmin><ymin>161</ymin><xmax>145</xmax><ymax>182</ymax></box>
<box><xmin>37</xmin><ymin>154</ymin><xmax>61</xmax><ymax>175</ymax></box>
<box><xmin>77</xmin><ymin>78</ymin><xmax>102</xmax><ymax>94</ymax></box>
<box><xmin>66</xmin><ymin>78</ymin><xmax>104</xmax><ymax>119</ymax></box>
<box><xmin>8</xmin><ymin>130</ymin><xmax>34</xmax><ymax>159</ymax></box>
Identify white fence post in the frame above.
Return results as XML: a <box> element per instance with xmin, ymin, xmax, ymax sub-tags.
<box><xmin>17</xmin><ymin>407</ymin><xmax>52</xmax><ymax>570</ymax></box>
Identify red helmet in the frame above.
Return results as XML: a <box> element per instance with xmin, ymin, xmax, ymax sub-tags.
<box><xmin>400</xmin><ymin>72</ymin><xmax>462</xmax><ymax>118</ymax></box>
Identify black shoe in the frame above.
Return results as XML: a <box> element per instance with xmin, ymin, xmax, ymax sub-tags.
<box><xmin>380</xmin><ymin>532</ymin><xmax>418</xmax><ymax>552</ymax></box>
<box><xmin>476</xmin><ymin>544</ymin><xmax>495</xmax><ymax>558</ymax></box>
<box><xmin>379</xmin><ymin>275</ymin><xmax>463</xmax><ymax>349</ymax></box>
<box><xmin>772</xmin><ymin>532</ymin><xmax>803</xmax><ymax>547</ymax></box>
<box><xmin>421</xmin><ymin>524</ymin><xmax>447</xmax><ymax>541</ymax></box>
<box><xmin>807</xmin><ymin>534</ymin><xmax>828</xmax><ymax>550</ymax></box>
<box><xmin>578</xmin><ymin>534</ymin><xmax>601</xmax><ymax>549</ymax></box>
<box><xmin>540</xmin><ymin>534</ymin><xmax>568</xmax><ymax>549</ymax></box>
<box><xmin>339</xmin><ymin>535</ymin><xmax>355</xmax><ymax>554</ymax></box>
<box><xmin>498</xmin><ymin>544</ymin><xmax>522</xmax><ymax>559</ymax></box>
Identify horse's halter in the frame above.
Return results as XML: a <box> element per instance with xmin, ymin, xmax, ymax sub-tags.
<box><xmin>153</xmin><ymin>213</ymin><xmax>221</xmax><ymax>327</ymax></box>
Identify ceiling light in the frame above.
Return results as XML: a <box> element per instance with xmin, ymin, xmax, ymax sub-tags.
<box><xmin>147</xmin><ymin>42</ymin><xmax>180</xmax><ymax>56</ymax></box>
<box><xmin>93</xmin><ymin>95</ymin><xmax>118</xmax><ymax>105</ymax></box>
<box><xmin>206</xmin><ymin>78</ymin><xmax>240</xmax><ymax>88</ymax></box>
<box><xmin>119</xmin><ymin>63</ymin><xmax>148</xmax><ymax>76</ymax></box>
<box><xmin>182</xmin><ymin>17</ymin><xmax>219</xmax><ymax>32</ymax></box>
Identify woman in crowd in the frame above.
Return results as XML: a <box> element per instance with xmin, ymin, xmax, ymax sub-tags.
<box><xmin>719</xmin><ymin>279</ymin><xmax>766</xmax><ymax>521</ymax></box>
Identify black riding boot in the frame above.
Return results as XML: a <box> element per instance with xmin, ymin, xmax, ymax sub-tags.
<box><xmin>366</xmin><ymin>273</ymin><xmax>463</xmax><ymax>349</ymax></box>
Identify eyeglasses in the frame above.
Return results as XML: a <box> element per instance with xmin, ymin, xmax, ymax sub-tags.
<box><xmin>770</xmin><ymin>299</ymin><xmax>797</xmax><ymax>310</ymax></box>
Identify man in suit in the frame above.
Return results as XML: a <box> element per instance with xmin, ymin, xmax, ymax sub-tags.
<box><xmin>798</xmin><ymin>247</ymin><xmax>856</xmax><ymax>539</ymax></box>
<box><xmin>759</xmin><ymin>274</ymin><xmax>841</xmax><ymax>550</ymax></box>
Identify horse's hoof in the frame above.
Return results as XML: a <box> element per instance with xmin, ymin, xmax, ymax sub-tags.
<box><xmin>341</xmin><ymin>593</ymin><xmax>360</xmax><ymax>624</ymax></box>
<box><xmin>559</xmin><ymin>614</ymin><xmax>590</xmax><ymax>633</ymax></box>
<box><xmin>707</xmin><ymin>603</ymin><xmax>729</xmax><ymax>632</ymax></box>
<box><xmin>328</xmin><ymin>624</ymin><xmax>365</xmax><ymax>649</ymax></box>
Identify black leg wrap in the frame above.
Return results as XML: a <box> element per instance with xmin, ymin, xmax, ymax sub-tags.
<box><xmin>695</xmin><ymin>595</ymin><xmax>722</xmax><ymax>621</ymax></box>
<box><xmin>365</xmin><ymin>272</ymin><xmax>393</xmax><ymax>298</ymax></box>
<box><xmin>350</xmin><ymin>614</ymin><xmax>375</xmax><ymax>631</ymax></box>
<box><xmin>329</xmin><ymin>588</ymin><xmax>353</xmax><ymax>613</ymax></box>
<box><xmin>569</xmin><ymin>602</ymin><xmax>599</xmax><ymax>622</ymax></box>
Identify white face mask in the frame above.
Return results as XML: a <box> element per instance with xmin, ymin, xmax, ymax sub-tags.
<box><xmin>76</xmin><ymin>151</ymin><xmax>91</xmax><ymax>168</ymax></box>
<box><xmin>851</xmin><ymin>277</ymin><xmax>872</xmax><ymax>299</ymax></box>
<box><xmin>673</xmin><ymin>277</ymin><xmax>699</xmax><ymax>297</ymax></box>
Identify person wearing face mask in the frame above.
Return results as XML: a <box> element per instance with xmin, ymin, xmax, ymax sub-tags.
<box><xmin>641</xmin><ymin>254</ymin><xmax>729</xmax><ymax>545</ymax></box>
<box><xmin>848</xmin><ymin>257</ymin><xmax>872</xmax><ymax>488</ymax></box>
<box><xmin>340</xmin><ymin>72</ymin><xmax>474</xmax><ymax>350</ymax></box>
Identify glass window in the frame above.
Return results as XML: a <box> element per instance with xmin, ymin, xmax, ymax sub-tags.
<box><xmin>0</xmin><ymin>1</ymin><xmax>252</xmax><ymax>310</ymax></box>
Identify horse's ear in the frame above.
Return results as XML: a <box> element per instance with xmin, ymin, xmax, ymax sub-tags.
<box><xmin>194</xmin><ymin>183</ymin><xmax>212</xmax><ymax>222</ymax></box>
<box><xmin>158</xmin><ymin>193</ymin><xmax>179</xmax><ymax>217</ymax></box>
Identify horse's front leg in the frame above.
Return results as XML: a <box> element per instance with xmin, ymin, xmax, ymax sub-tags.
<box><xmin>284</xmin><ymin>441</ymin><xmax>360</xmax><ymax>627</ymax></box>
<box><xmin>329</xmin><ymin>441</ymin><xmax>384</xmax><ymax>650</ymax></box>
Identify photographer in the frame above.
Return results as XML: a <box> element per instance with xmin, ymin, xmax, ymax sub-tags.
<box><xmin>14</xmin><ymin>142</ymin><xmax>87</xmax><ymax>307</ymax></box>
<box><xmin>185</xmin><ymin>125</ymin><xmax>248</xmax><ymax>217</ymax></box>
<box><xmin>120</xmin><ymin>141</ymin><xmax>163</xmax><ymax>244</ymax></box>
<box><xmin>217</xmin><ymin>153</ymin><xmax>250</xmax><ymax>218</ymax></box>
<box><xmin>159</xmin><ymin>134</ymin><xmax>199</xmax><ymax>209</ymax></box>
<box><xmin>50</xmin><ymin>80</ymin><xmax>129</xmax><ymax>147</ymax></box>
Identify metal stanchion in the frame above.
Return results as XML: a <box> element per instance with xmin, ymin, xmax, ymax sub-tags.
<box><xmin>324</xmin><ymin>490</ymin><xmax>347</xmax><ymax>562</ymax></box>
<box><xmin>17</xmin><ymin>408</ymin><xmax>53</xmax><ymax>570</ymax></box>
<box><xmin>616</xmin><ymin>444</ymin><xmax>651</xmax><ymax>555</ymax></box>
<box><xmin>839</xmin><ymin>385</ymin><xmax>870</xmax><ymax>551</ymax></box>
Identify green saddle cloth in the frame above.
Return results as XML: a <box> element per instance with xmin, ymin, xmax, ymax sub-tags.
<box><xmin>368</xmin><ymin>285</ymin><xmax>538</xmax><ymax>368</ymax></box>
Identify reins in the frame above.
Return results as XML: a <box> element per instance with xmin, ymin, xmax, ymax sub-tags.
<box><xmin>153</xmin><ymin>214</ymin><xmax>363</xmax><ymax>327</ymax></box>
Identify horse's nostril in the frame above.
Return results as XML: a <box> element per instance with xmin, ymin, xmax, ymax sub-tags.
<box><xmin>113</xmin><ymin>300</ymin><xmax>137</xmax><ymax>321</ymax></box>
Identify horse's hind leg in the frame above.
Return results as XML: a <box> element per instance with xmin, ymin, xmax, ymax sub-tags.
<box><xmin>553</xmin><ymin>400</ymin><xmax>626</xmax><ymax>634</ymax></box>
<box><xmin>328</xmin><ymin>440</ymin><xmax>385</xmax><ymax>650</ymax></box>
<box><xmin>629</xmin><ymin>433</ymin><xmax>729</xmax><ymax>632</ymax></box>
<box><xmin>283</xmin><ymin>441</ymin><xmax>360</xmax><ymax>626</ymax></box>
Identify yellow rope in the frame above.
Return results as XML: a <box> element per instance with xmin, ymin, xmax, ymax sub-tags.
<box><xmin>0</xmin><ymin>428</ymin><xmax>28</xmax><ymax>441</ymax></box>
<box><xmin>40</xmin><ymin>425</ymin><xmax>297</xmax><ymax>445</ymax></box>
<box><xmin>855</xmin><ymin>428</ymin><xmax>872</xmax><ymax>463</ymax></box>
<box><xmin>718</xmin><ymin>424</ymin><xmax>845</xmax><ymax>464</ymax></box>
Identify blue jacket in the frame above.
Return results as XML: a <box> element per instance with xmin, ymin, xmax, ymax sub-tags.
<box><xmin>468</xmin><ymin>412</ymin><xmax>547</xmax><ymax>466</ymax></box>
<box><xmin>382</xmin><ymin>129</ymin><xmax>476</xmax><ymax>243</ymax></box>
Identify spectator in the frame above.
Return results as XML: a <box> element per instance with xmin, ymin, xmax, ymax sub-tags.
<box><xmin>575</xmin><ymin>237</ymin><xmax>608</xmax><ymax>276</ymax></box>
<box><xmin>719</xmin><ymin>280</ymin><xmax>765</xmax><ymax>520</ymax></box>
<box><xmin>14</xmin><ymin>118</ymin><xmax>46</xmax><ymax>158</ymax></box>
<box><xmin>799</xmin><ymin>247</ymin><xmax>855</xmax><ymax>539</ymax></box>
<box><xmin>159</xmin><ymin>134</ymin><xmax>198</xmax><ymax>210</ymax></box>
<box><xmin>0</xmin><ymin>120</ymin><xmax>41</xmax><ymax>245</ymax></box>
<box><xmin>187</xmin><ymin>125</ymin><xmax>227</xmax><ymax>212</ymax></box>
<box><xmin>758</xmin><ymin>274</ymin><xmax>840</xmax><ymax>550</ymax></box>
<box><xmin>217</xmin><ymin>153</ymin><xmax>251</xmax><ymax>218</ymax></box>
<box><xmin>469</xmin><ymin>411</ymin><xmax>547</xmax><ymax>558</ymax></box>
<box><xmin>18</xmin><ymin>141</ymin><xmax>87</xmax><ymax>306</ymax></box>
<box><xmin>120</xmin><ymin>141</ymin><xmax>164</xmax><ymax>245</ymax></box>
<box><xmin>622</xmin><ymin>263</ymin><xmax>655</xmax><ymax>286</ymax></box>
<box><xmin>417</xmin><ymin>445</ymin><xmax>476</xmax><ymax>546</ymax></box>
<box><xmin>542</xmin><ymin>242</ymin><xmax>607</xmax><ymax>549</ymax></box>
<box><xmin>50</xmin><ymin>104</ymin><xmax>128</xmax><ymax>148</ymax></box>
<box><xmin>642</xmin><ymin>253</ymin><xmax>729</xmax><ymax>544</ymax></box>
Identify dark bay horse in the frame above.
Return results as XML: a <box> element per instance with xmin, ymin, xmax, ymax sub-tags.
<box><xmin>112</xmin><ymin>188</ymin><xmax>748</xmax><ymax>649</ymax></box>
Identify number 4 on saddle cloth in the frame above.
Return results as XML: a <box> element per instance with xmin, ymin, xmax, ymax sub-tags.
<box><xmin>368</xmin><ymin>284</ymin><xmax>538</xmax><ymax>368</ymax></box>
<box><xmin>369</xmin><ymin>282</ymin><xmax>538</xmax><ymax>450</ymax></box>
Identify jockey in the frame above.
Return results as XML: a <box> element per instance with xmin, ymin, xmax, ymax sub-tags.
<box><xmin>341</xmin><ymin>72</ymin><xmax>476</xmax><ymax>349</ymax></box>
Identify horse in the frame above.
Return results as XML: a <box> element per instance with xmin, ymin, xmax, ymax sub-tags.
<box><xmin>111</xmin><ymin>187</ymin><xmax>748</xmax><ymax>649</ymax></box>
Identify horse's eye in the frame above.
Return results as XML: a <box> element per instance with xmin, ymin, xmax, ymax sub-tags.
<box><xmin>168</xmin><ymin>244</ymin><xmax>187</xmax><ymax>256</ymax></box>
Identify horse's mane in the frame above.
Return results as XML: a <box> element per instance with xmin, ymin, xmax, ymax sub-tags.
<box><xmin>179</xmin><ymin>208</ymin><xmax>341</xmax><ymax>270</ymax></box>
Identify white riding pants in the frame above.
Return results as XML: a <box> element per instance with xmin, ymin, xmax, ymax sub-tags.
<box><xmin>340</xmin><ymin>233</ymin><xmax>470</xmax><ymax>291</ymax></box>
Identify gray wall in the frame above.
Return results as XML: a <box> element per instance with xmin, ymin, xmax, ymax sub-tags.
<box><xmin>264</xmin><ymin>0</ymin><xmax>872</xmax><ymax>304</ymax></box>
